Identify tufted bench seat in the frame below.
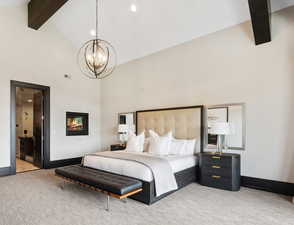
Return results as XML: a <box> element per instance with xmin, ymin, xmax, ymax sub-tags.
<box><xmin>55</xmin><ymin>165</ymin><xmax>143</xmax><ymax>211</ymax></box>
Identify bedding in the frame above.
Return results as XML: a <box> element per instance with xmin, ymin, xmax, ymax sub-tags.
<box><xmin>170</xmin><ymin>138</ymin><xmax>197</xmax><ymax>156</ymax></box>
<box><xmin>83</xmin><ymin>151</ymin><xmax>197</xmax><ymax>182</ymax></box>
<box><xmin>184</xmin><ymin>139</ymin><xmax>197</xmax><ymax>155</ymax></box>
<box><xmin>148</xmin><ymin>130</ymin><xmax>172</xmax><ymax>156</ymax></box>
<box><xmin>83</xmin><ymin>151</ymin><xmax>178</xmax><ymax>197</ymax></box>
<box><xmin>125</xmin><ymin>132</ymin><xmax>145</xmax><ymax>153</ymax></box>
<box><xmin>170</xmin><ymin>139</ymin><xmax>187</xmax><ymax>155</ymax></box>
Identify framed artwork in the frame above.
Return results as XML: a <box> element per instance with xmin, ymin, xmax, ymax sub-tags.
<box><xmin>66</xmin><ymin>112</ymin><xmax>89</xmax><ymax>136</ymax></box>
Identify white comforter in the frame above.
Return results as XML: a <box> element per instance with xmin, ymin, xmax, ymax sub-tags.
<box><xmin>83</xmin><ymin>151</ymin><xmax>197</xmax><ymax>182</ymax></box>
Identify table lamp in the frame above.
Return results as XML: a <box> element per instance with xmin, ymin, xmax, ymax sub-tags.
<box><xmin>209</xmin><ymin>122</ymin><xmax>232</xmax><ymax>154</ymax></box>
<box><xmin>118</xmin><ymin>124</ymin><xmax>129</xmax><ymax>144</ymax></box>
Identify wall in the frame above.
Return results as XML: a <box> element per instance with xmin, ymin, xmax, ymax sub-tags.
<box><xmin>101</xmin><ymin>6</ymin><xmax>294</xmax><ymax>183</ymax></box>
<box><xmin>0</xmin><ymin>5</ymin><xmax>101</xmax><ymax>168</ymax></box>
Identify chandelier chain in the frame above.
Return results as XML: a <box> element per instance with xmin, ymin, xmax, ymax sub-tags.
<box><xmin>77</xmin><ymin>0</ymin><xmax>117</xmax><ymax>79</ymax></box>
<box><xmin>96</xmin><ymin>0</ymin><xmax>98</xmax><ymax>40</ymax></box>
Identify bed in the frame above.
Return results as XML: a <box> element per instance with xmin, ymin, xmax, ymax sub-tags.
<box><xmin>83</xmin><ymin>105</ymin><xmax>204</xmax><ymax>205</ymax></box>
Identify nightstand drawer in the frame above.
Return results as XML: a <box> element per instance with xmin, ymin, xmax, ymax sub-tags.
<box><xmin>198</xmin><ymin>152</ymin><xmax>241</xmax><ymax>191</ymax></box>
<box><xmin>202</xmin><ymin>154</ymin><xmax>232</xmax><ymax>166</ymax></box>
<box><xmin>202</xmin><ymin>162</ymin><xmax>231</xmax><ymax>170</ymax></box>
<box><xmin>201</xmin><ymin>167</ymin><xmax>232</xmax><ymax>178</ymax></box>
<box><xmin>201</xmin><ymin>175</ymin><xmax>233</xmax><ymax>191</ymax></box>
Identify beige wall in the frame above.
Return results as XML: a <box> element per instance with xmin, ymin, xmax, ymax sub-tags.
<box><xmin>101</xmin><ymin>7</ymin><xmax>294</xmax><ymax>183</ymax></box>
<box><xmin>0</xmin><ymin>5</ymin><xmax>101</xmax><ymax>168</ymax></box>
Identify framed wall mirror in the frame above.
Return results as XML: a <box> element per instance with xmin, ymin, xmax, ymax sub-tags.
<box><xmin>205</xmin><ymin>103</ymin><xmax>246</xmax><ymax>150</ymax></box>
<box><xmin>117</xmin><ymin>112</ymin><xmax>136</xmax><ymax>143</ymax></box>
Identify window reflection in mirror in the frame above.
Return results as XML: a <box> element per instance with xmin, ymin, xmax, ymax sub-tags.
<box><xmin>118</xmin><ymin>112</ymin><xmax>135</xmax><ymax>142</ymax></box>
<box><xmin>206</xmin><ymin>103</ymin><xmax>246</xmax><ymax>150</ymax></box>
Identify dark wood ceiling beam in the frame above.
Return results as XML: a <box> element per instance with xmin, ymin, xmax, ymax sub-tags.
<box><xmin>248</xmin><ymin>0</ymin><xmax>271</xmax><ymax>45</ymax></box>
<box><xmin>28</xmin><ymin>0</ymin><xmax>68</xmax><ymax>30</ymax></box>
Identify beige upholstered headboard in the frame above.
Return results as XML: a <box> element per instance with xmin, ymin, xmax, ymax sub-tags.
<box><xmin>136</xmin><ymin>106</ymin><xmax>204</xmax><ymax>152</ymax></box>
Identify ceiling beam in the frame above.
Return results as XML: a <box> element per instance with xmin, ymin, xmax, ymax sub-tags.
<box><xmin>248</xmin><ymin>0</ymin><xmax>271</xmax><ymax>45</ymax></box>
<box><xmin>28</xmin><ymin>0</ymin><xmax>68</xmax><ymax>30</ymax></box>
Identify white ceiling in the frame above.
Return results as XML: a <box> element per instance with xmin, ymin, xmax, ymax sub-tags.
<box><xmin>2</xmin><ymin>0</ymin><xmax>294</xmax><ymax>64</ymax></box>
<box><xmin>0</xmin><ymin>0</ymin><xmax>29</xmax><ymax>6</ymax></box>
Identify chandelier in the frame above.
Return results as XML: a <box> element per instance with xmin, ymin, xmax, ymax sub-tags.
<box><xmin>78</xmin><ymin>0</ymin><xmax>117</xmax><ymax>79</ymax></box>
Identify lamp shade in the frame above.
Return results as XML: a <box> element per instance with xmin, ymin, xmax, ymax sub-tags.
<box><xmin>209</xmin><ymin>122</ymin><xmax>231</xmax><ymax>135</ymax></box>
<box><xmin>118</xmin><ymin>124</ymin><xmax>128</xmax><ymax>133</ymax></box>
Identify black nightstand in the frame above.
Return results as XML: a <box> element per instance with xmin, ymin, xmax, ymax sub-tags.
<box><xmin>110</xmin><ymin>144</ymin><xmax>126</xmax><ymax>151</ymax></box>
<box><xmin>199</xmin><ymin>152</ymin><xmax>241</xmax><ymax>191</ymax></box>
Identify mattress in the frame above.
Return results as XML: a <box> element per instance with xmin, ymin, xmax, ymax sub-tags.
<box><xmin>83</xmin><ymin>151</ymin><xmax>198</xmax><ymax>182</ymax></box>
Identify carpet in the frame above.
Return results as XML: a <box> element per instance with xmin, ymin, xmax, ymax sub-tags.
<box><xmin>0</xmin><ymin>170</ymin><xmax>293</xmax><ymax>225</ymax></box>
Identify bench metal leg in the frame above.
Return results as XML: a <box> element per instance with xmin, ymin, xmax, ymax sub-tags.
<box><xmin>106</xmin><ymin>195</ymin><xmax>110</xmax><ymax>212</ymax></box>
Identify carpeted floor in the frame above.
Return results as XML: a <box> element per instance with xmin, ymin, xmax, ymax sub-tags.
<box><xmin>0</xmin><ymin>170</ymin><xmax>293</xmax><ymax>225</ymax></box>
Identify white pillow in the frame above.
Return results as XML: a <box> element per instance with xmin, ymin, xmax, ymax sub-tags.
<box><xmin>143</xmin><ymin>137</ymin><xmax>150</xmax><ymax>152</ymax></box>
<box><xmin>182</xmin><ymin>139</ymin><xmax>196</xmax><ymax>155</ymax></box>
<box><xmin>169</xmin><ymin>139</ymin><xmax>187</xmax><ymax>155</ymax></box>
<box><xmin>148</xmin><ymin>130</ymin><xmax>172</xmax><ymax>156</ymax></box>
<box><xmin>125</xmin><ymin>132</ymin><xmax>145</xmax><ymax>153</ymax></box>
<box><xmin>170</xmin><ymin>138</ymin><xmax>197</xmax><ymax>155</ymax></box>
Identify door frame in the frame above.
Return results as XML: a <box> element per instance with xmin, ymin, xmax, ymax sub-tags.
<box><xmin>10</xmin><ymin>80</ymin><xmax>50</xmax><ymax>175</ymax></box>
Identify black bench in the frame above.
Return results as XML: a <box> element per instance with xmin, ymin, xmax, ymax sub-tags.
<box><xmin>55</xmin><ymin>165</ymin><xmax>143</xmax><ymax>211</ymax></box>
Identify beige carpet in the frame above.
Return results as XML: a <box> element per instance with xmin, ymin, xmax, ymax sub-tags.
<box><xmin>0</xmin><ymin>170</ymin><xmax>293</xmax><ymax>225</ymax></box>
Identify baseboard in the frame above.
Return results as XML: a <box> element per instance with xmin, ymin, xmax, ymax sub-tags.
<box><xmin>0</xmin><ymin>167</ymin><xmax>13</xmax><ymax>177</ymax></box>
<box><xmin>45</xmin><ymin>157</ymin><xmax>83</xmax><ymax>169</ymax></box>
<box><xmin>241</xmin><ymin>176</ymin><xmax>294</xmax><ymax>196</ymax></box>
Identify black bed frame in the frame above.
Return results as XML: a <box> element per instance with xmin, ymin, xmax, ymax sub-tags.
<box><xmin>82</xmin><ymin>105</ymin><xmax>204</xmax><ymax>205</ymax></box>
<box><xmin>131</xmin><ymin>105</ymin><xmax>204</xmax><ymax>205</ymax></box>
<box><xmin>130</xmin><ymin>166</ymin><xmax>198</xmax><ymax>205</ymax></box>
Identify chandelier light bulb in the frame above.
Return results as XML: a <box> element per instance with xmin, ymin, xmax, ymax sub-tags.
<box><xmin>90</xmin><ymin>29</ymin><xmax>96</xmax><ymax>36</ymax></box>
<box><xmin>85</xmin><ymin>44</ymin><xmax>107</xmax><ymax>69</ymax></box>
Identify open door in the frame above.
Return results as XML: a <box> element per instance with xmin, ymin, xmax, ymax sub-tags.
<box><xmin>33</xmin><ymin>91</ymin><xmax>43</xmax><ymax>168</ymax></box>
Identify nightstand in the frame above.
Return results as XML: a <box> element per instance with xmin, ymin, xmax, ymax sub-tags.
<box><xmin>199</xmin><ymin>152</ymin><xmax>241</xmax><ymax>191</ymax></box>
<box><xmin>110</xmin><ymin>144</ymin><xmax>126</xmax><ymax>151</ymax></box>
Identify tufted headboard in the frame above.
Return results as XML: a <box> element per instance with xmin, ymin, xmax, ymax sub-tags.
<box><xmin>136</xmin><ymin>106</ymin><xmax>204</xmax><ymax>152</ymax></box>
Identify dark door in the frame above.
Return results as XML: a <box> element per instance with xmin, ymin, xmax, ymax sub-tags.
<box><xmin>33</xmin><ymin>91</ymin><xmax>43</xmax><ymax>168</ymax></box>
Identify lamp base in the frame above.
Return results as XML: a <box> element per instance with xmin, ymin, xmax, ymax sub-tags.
<box><xmin>215</xmin><ymin>135</ymin><xmax>224</xmax><ymax>155</ymax></box>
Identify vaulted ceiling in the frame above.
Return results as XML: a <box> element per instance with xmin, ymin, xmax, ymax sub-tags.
<box><xmin>2</xmin><ymin>0</ymin><xmax>294</xmax><ymax>64</ymax></box>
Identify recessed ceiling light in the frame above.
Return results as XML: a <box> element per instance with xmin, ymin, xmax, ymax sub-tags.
<box><xmin>90</xmin><ymin>29</ymin><xmax>96</xmax><ymax>37</ymax></box>
<box><xmin>130</xmin><ymin>4</ymin><xmax>137</xmax><ymax>12</ymax></box>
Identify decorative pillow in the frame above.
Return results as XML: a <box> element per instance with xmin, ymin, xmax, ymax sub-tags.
<box><xmin>125</xmin><ymin>132</ymin><xmax>145</xmax><ymax>153</ymax></box>
<box><xmin>169</xmin><ymin>139</ymin><xmax>187</xmax><ymax>155</ymax></box>
<box><xmin>148</xmin><ymin>130</ymin><xmax>172</xmax><ymax>156</ymax></box>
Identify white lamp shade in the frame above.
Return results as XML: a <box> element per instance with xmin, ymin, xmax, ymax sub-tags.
<box><xmin>209</xmin><ymin>122</ymin><xmax>232</xmax><ymax>135</ymax></box>
<box><xmin>118</xmin><ymin>124</ymin><xmax>129</xmax><ymax>133</ymax></box>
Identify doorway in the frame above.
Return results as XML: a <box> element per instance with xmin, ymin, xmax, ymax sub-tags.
<box><xmin>11</xmin><ymin>81</ymin><xmax>50</xmax><ymax>174</ymax></box>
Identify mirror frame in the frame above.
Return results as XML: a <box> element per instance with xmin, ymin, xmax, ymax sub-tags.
<box><xmin>205</xmin><ymin>103</ymin><xmax>246</xmax><ymax>151</ymax></box>
<box><xmin>118</xmin><ymin>112</ymin><xmax>136</xmax><ymax>128</ymax></box>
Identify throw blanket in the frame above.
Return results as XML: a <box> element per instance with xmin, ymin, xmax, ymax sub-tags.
<box><xmin>84</xmin><ymin>151</ymin><xmax>178</xmax><ymax>197</ymax></box>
